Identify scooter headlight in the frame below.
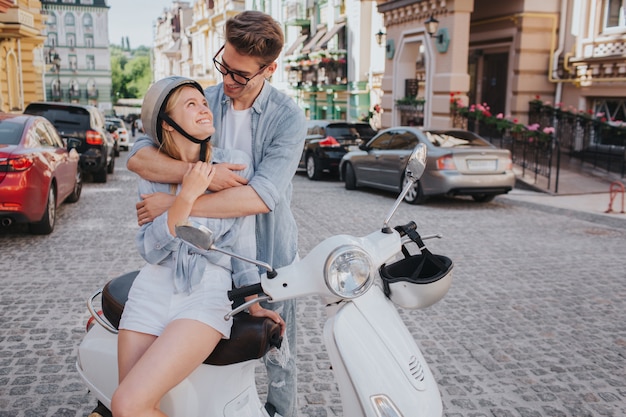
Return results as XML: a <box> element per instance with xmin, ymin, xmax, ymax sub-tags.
<box><xmin>324</xmin><ymin>245</ymin><xmax>374</xmax><ymax>299</ymax></box>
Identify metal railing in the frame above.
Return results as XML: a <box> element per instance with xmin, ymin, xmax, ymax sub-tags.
<box><xmin>452</xmin><ymin>102</ymin><xmax>626</xmax><ymax>193</ymax></box>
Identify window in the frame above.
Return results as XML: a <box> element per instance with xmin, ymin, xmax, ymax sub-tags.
<box><xmin>64</xmin><ymin>13</ymin><xmax>75</xmax><ymax>26</ymax></box>
<box><xmin>85</xmin><ymin>35</ymin><xmax>94</xmax><ymax>48</ymax></box>
<box><xmin>83</xmin><ymin>13</ymin><xmax>93</xmax><ymax>28</ymax></box>
<box><xmin>6</xmin><ymin>50</ymin><xmax>21</xmax><ymax>111</ymax></box>
<box><xmin>388</xmin><ymin>132</ymin><xmax>419</xmax><ymax>150</ymax></box>
<box><xmin>368</xmin><ymin>132</ymin><xmax>393</xmax><ymax>150</ymax></box>
<box><xmin>47</xmin><ymin>33</ymin><xmax>58</xmax><ymax>48</ymax></box>
<box><xmin>47</xmin><ymin>12</ymin><xmax>57</xmax><ymax>26</ymax></box>
<box><xmin>605</xmin><ymin>0</ymin><xmax>625</xmax><ymax>30</ymax></box>
<box><xmin>67</xmin><ymin>33</ymin><xmax>76</xmax><ymax>49</ymax></box>
<box><xmin>86</xmin><ymin>55</ymin><xmax>95</xmax><ymax>70</ymax></box>
<box><xmin>69</xmin><ymin>55</ymin><xmax>78</xmax><ymax>71</ymax></box>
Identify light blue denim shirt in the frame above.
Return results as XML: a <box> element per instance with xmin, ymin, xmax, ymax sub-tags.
<box><xmin>135</xmin><ymin>148</ymin><xmax>259</xmax><ymax>293</ymax></box>
<box><xmin>130</xmin><ymin>80</ymin><xmax>306</xmax><ymax>269</ymax></box>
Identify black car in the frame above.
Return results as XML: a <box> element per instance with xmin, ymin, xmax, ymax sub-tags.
<box><xmin>299</xmin><ymin>120</ymin><xmax>377</xmax><ymax>180</ymax></box>
<box><xmin>24</xmin><ymin>102</ymin><xmax>115</xmax><ymax>183</ymax></box>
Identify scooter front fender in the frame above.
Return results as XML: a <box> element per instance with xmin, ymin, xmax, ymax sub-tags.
<box><xmin>324</xmin><ymin>285</ymin><xmax>442</xmax><ymax>417</ymax></box>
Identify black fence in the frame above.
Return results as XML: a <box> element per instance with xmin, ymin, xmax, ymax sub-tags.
<box><xmin>452</xmin><ymin>102</ymin><xmax>626</xmax><ymax>193</ymax></box>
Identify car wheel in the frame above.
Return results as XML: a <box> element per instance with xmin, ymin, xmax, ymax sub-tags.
<box><xmin>114</xmin><ymin>142</ymin><xmax>120</xmax><ymax>156</ymax></box>
<box><xmin>402</xmin><ymin>175</ymin><xmax>426</xmax><ymax>205</ymax></box>
<box><xmin>66</xmin><ymin>168</ymin><xmax>83</xmax><ymax>203</ymax></box>
<box><xmin>93</xmin><ymin>166</ymin><xmax>108</xmax><ymax>183</ymax></box>
<box><xmin>472</xmin><ymin>193</ymin><xmax>496</xmax><ymax>203</ymax></box>
<box><xmin>344</xmin><ymin>163</ymin><xmax>357</xmax><ymax>190</ymax></box>
<box><xmin>306</xmin><ymin>154</ymin><xmax>322</xmax><ymax>180</ymax></box>
<box><xmin>29</xmin><ymin>185</ymin><xmax>56</xmax><ymax>235</ymax></box>
<box><xmin>107</xmin><ymin>152</ymin><xmax>115</xmax><ymax>174</ymax></box>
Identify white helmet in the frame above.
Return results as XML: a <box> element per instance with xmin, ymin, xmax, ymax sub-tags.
<box><xmin>379</xmin><ymin>223</ymin><xmax>453</xmax><ymax>309</ymax></box>
<box><xmin>141</xmin><ymin>76</ymin><xmax>206</xmax><ymax>145</ymax></box>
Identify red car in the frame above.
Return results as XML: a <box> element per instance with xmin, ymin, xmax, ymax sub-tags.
<box><xmin>0</xmin><ymin>113</ymin><xmax>82</xmax><ymax>234</ymax></box>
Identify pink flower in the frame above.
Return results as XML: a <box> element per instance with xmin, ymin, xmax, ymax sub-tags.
<box><xmin>496</xmin><ymin>113</ymin><xmax>504</xmax><ymax>119</ymax></box>
<box><xmin>542</xmin><ymin>127</ymin><xmax>555</xmax><ymax>135</ymax></box>
<box><xmin>527</xmin><ymin>123</ymin><xmax>540</xmax><ymax>131</ymax></box>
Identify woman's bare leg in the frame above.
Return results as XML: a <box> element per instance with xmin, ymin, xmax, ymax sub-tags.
<box><xmin>111</xmin><ymin>319</ymin><xmax>223</xmax><ymax>417</ymax></box>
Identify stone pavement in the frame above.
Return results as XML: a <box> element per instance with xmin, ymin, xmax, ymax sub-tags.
<box><xmin>505</xmin><ymin>162</ymin><xmax>626</xmax><ymax>229</ymax></box>
<box><xmin>0</xmin><ymin>152</ymin><xmax>624</xmax><ymax>417</ymax></box>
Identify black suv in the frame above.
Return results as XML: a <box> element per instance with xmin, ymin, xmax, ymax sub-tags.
<box><xmin>299</xmin><ymin>120</ymin><xmax>377</xmax><ymax>180</ymax></box>
<box><xmin>24</xmin><ymin>102</ymin><xmax>115</xmax><ymax>182</ymax></box>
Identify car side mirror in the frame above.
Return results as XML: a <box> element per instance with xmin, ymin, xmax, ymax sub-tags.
<box><xmin>359</xmin><ymin>143</ymin><xmax>370</xmax><ymax>151</ymax></box>
<box><xmin>67</xmin><ymin>138</ymin><xmax>81</xmax><ymax>150</ymax></box>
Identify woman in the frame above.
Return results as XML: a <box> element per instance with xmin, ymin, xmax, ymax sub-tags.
<box><xmin>111</xmin><ymin>76</ymin><xmax>284</xmax><ymax>417</ymax></box>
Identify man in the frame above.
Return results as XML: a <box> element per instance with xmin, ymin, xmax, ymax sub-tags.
<box><xmin>127</xmin><ymin>11</ymin><xmax>306</xmax><ymax>417</ymax></box>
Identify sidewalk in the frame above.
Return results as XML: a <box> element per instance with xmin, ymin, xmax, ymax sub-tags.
<box><xmin>500</xmin><ymin>162</ymin><xmax>626</xmax><ymax>228</ymax></box>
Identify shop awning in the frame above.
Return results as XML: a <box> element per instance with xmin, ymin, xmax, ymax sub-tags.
<box><xmin>284</xmin><ymin>34</ymin><xmax>308</xmax><ymax>56</ymax></box>
<box><xmin>314</xmin><ymin>23</ymin><xmax>345</xmax><ymax>51</ymax></box>
<box><xmin>301</xmin><ymin>27</ymin><xmax>327</xmax><ymax>54</ymax></box>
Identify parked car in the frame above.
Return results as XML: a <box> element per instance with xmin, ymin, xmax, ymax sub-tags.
<box><xmin>339</xmin><ymin>127</ymin><xmax>515</xmax><ymax>204</ymax></box>
<box><xmin>105</xmin><ymin>121</ymin><xmax>121</xmax><ymax>156</ymax></box>
<box><xmin>0</xmin><ymin>113</ymin><xmax>82</xmax><ymax>234</ymax></box>
<box><xmin>24</xmin><ymin>102</ymin><xmax>115</xmax><ymax>183</ymax></box>
<box><xmin>105</xmin><ymin>117</ymin><xmax>130</xmax><ymax>151</ymax></box>
<box><xmin>299</xmin><ymin>120</ymin><xmax>377</xmax><ymax>180</ymax></box>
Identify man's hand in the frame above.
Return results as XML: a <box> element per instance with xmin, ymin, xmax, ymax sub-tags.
<box><xmin>137</xmin><ymin>192</ymin><xmax>176</xmax><ymax>226</ymax></box>
<box><xmin>208</xmin><ymin>163</ymin><xmax>248</xmax><ymax>192</ymax></box>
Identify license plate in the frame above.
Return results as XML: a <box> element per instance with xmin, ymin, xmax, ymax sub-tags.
<box><xmin>467</xmin><ymin>159</ymin><xmax>497</xmax><ymax>171</ymax></box>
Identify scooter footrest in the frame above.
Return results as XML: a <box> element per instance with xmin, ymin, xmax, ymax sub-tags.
<box><xmin>101</xmin><ymin>271</ymin><xmax>282</xmax><ymax>366</ymax></box>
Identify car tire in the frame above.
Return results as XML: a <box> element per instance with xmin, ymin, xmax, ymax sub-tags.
<box><xmin>402</xmin><ymin>175</ymin><xmax>426</xmax><ymax>205</ymax></box>
<box><xmin>306</xmin><ymin>154</ymin><xmax>322</xmax><ymax>180</ymax></box>
<box><xmin>107</xmin><ymin>153</ymin><xmax>115</xmax><ymax>174</ymax></box>
<box><xmin>29</xmin><ymin>185</ymin><xmax>56</xmax><ymax>235</ymax></box>
<box><xmin>344</xmin><ymin>163</ymin><xmax>357</xmax><ymax>190</ymax></box>
<box><xmin>472</xmin><ymin>193</ymin><xmax>496</xmax><ymax>203</ymax></box>
<box><xmin>66</xmin><ymin>168</ymin><xmax>83</xmax><ymax>203</ymax></box>
<box><xmin>93</xmin><ymin>166</ymin><xmax>108</xmax><ymax>183</ymax></box>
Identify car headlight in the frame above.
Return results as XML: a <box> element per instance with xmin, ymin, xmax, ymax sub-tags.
<box><xmin>324</xmin><ymin>245</ymin><xmax>374</xmax><ymax>299</ymax></box>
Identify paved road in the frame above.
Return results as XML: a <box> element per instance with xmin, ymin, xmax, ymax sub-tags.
<box><xmin>1</xmin><ymin>152</ymin><xmax>625</xmax><ymax>417</ymax></box>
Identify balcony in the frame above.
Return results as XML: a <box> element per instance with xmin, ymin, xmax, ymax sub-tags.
<box><xmin>285</xmin><ymin>50</ymin><xmax>347</xmax><ymax>90</ymax></box>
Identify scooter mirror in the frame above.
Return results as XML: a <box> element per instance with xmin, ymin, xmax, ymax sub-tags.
<box><xmin>405</xmin><ymin>143</ymin><xmax>427</xmax><ymax>182</ymax></box>
<box><xmin>382</xmin><ymin>143</ymin><xmax>428</xmax><ymax>232</ymax></box>
<box><xmin>175</xmin><ymin>220</ymin><xmax>278</xmax><ymax>278</ymax></box>
<box><xmin>175</xmin><ymin>220</ymin><xmax>215</xmax><ymax>251</ymax></box>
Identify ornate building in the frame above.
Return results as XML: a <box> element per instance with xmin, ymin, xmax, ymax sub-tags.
<box><xmin>375</xmin><ymin>0</ymin><xmax>626</xmax><ymax>128</ymax></box>
<box><xmin>40</xmin><ymin>0</ymin><xmax>112</xmax><ymax>111</ymax></box>
<box><xmin>0</xmin><ymin>0</ymin><xmax>46</xmax><ymax>113</ymax></box>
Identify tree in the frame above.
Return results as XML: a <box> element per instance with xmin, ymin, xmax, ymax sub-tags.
<box><xmin>110</xmin><ymin>45</ymin><xmax>152</xmax><ymax>103</ymax></box>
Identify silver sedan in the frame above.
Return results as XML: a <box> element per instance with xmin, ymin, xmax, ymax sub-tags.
<box><xmin>339</xmin><ymin>127</ymin><xmax>516</xmax><ymax>204</ymax></box>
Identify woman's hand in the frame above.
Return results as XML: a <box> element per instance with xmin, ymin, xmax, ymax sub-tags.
<box><xmin>248</xmin><ymin>303</ymin><xmax>286</xmax><ymax>336</ymax></box>
<box><xmin>179</xmin><ymin>161</ymin><xmax>214</xmax><ymax>203</ymax></box>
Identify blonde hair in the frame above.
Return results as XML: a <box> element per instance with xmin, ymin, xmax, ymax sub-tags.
<box><xmin>158</xmin><ymin>85</ymin><xmax>212</xmax><ymax>163</ymax></box>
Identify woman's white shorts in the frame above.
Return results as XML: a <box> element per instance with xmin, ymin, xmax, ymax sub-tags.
<box><xmin>119</xmin><ymin>263</ymin><xmax>233</xmax><ymax>338</ymax></box>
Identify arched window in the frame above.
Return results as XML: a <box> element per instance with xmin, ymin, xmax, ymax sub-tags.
<box><xmin>47</xmin><ymin>12</ymin><xmax>57</xmax><ymax>26</ymax></box>
<box><xmin>83</xmin><ymin>13</ymin><xmax>93</xmax><ymax>28</ymax></box>
<box><xmin>64</xmin><ymin>13</ymin><xmax>75</xmax><ymax>27</ymax></box>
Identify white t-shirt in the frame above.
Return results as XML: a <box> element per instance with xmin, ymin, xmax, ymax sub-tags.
<box><xmin>221</xmin><ymin>102</ymin><xmax>253</xmax><ymax>158</ymax></box>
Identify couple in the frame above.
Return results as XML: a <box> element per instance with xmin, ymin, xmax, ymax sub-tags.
<box><xmin>110</xmin><ymin>11</ymin><xmax>306</xmax><ymax>417</ymax></box>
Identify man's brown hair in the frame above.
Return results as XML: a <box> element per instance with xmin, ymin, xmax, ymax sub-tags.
<box><xmin>225</xmin><ymin>11</ymin><xmax>284</xmax><ymax>66</ymax></box>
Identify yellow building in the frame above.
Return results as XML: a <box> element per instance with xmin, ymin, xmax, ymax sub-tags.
<box><xmin>0</xmin><ymin>0</ymin><xmax>46</xmax><ymax>113</ymax></box>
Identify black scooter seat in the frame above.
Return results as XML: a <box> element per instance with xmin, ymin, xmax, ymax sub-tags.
<box><xmin>101</xmin><ymin>271</ymin><xmax>282</xmax><ymax>366</ymax></box>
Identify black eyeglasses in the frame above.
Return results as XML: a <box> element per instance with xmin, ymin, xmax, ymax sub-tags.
<box><xmin>213</xmin><ymin>45</ymin><xmax>267</xmax><ymax>86</ymax></box>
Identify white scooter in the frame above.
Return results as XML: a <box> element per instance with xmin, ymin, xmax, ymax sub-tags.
<box><xmin>76</xmin><ymin>143</ymin><xmax>454</xmax><ymax>417</ymax></box>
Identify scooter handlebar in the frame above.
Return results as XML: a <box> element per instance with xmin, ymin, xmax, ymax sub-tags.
<box><xmin>228</xmin><ymin>283</ymin><xmax>263</xmax><ymax>301</ymax></box>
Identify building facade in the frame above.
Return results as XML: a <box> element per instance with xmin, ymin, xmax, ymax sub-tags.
<box><xmin>0</xmin><ymin>0</ymin><xmax>46</xmax><ymax>113</ymax></box>
<box><xmin>375</xmin><ymin>0</ymin><xmax>626</xmax><ymax>129</ymax></box>
<box><xmin>40</xmin><ymin>0</ymin><xmax>112</xmax><ymax>112</ymax></box>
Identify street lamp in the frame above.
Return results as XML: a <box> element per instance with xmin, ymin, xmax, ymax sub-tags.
<box><xmin>375</xmin><ymin>29</ymin><xmax>386</xmax><ymax>47</ymax></box>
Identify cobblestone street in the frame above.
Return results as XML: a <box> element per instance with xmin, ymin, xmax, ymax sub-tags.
<box><xmin>1</xmin><ymin>152</ymin><xmax>625</xmax><ymax>416</ymax></box>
